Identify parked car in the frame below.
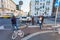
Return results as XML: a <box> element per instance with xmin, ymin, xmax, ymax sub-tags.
<box><xmin>27</xmin><ymin>17</ymin><xmax>32</xmax><ymax>21</ymax></box>
<box><xmin>20</xmin><ymin>16</ymin><xmax>32</xmax><ymax>22</ymax></box>
<box><xmin>20</xmin><ymin>17</ymin><xmax>27</xmax><ymax>22</ymax></box>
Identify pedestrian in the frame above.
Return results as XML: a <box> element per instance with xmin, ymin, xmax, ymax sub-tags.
<box><xmin>32</xmin><ymin>16</ymin><xmax>34</xmax><ymax>25</ymax></box>
<box><xmin>37</xmin><ymin>17</ymin><xmax>39</xmax><ymax>24</ymax></box>
<box><xmin>41</xmin><ymin>16</ymin><xmax>44</xmax><ymax>25</ymax></box>
<box><xmin>39</xmin><ymin>16</ymin><xmax>44</xmax><ymax>29</ymax></box>
<box><xmin>11</xmin><ymin>15</ymin><xmax>18</xmax><ymax>31</ymax></box>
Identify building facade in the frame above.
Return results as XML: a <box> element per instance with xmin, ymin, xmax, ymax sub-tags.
<box><xmin>30</xmin><ymin>0</ymin><xmax>54</xmax><ymax>16</ymax></box>
<box><xmin>0</xmin><ymin>0</ymin><xmax>17</xmax><ymax>16</ymax></box>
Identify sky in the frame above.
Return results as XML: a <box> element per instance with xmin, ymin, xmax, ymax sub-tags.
<box><xmin>13</xmin><ymin>0</ymin><xmax>30</xmax><ymax>12</ymax></box>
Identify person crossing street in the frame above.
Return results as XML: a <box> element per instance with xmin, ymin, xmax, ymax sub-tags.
<box><xmin>38</xmin><ymin>16</ymin><xmax>44</xmax><ymax>29</ymax></box>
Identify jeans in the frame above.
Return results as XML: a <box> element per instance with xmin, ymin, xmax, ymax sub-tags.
<box><xmin>39</xmin><ymin>23</ymin><xmax>42</xmax><ymax>29</ymax></box>
<box><xmin>12</xmin><ymin>24</ymin><xmax>18</xmax><ymax>31</ymax></box>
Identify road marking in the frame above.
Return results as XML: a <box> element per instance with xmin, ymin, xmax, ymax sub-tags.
<box><xmin>21</xmin><ymin>31</ymin><xmax>55</xmax><ymax>40</ymax></box>
<box><xmin>0</xmin><ymin>29</ymin><xmax>11</xmax><ymax>31</ymax></box>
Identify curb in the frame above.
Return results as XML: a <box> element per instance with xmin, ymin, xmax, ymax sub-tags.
<box><xmin>28</xmin><ymin>24</ymin><xmax>60</xmax><ymax>27</ymax></box>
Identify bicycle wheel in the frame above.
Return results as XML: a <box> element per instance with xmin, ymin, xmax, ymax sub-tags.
<box><xmin>12</xmin><ymin>31</ymin><xmax>18</xmax><ymax>39</ymax></box>
<box><xmin>18</xmin><ymin>30</ymin><xmax>24</xmax><ymax>37</ymax></box>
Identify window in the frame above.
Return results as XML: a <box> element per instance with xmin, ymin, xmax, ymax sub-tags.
<box><xmin>35</xmin><ymin>7</ymin><xmax>39</xmax><ymax>11</ymax></box>
<box><xmin>43</xmin><ymin>0</ymin><xmax>45</xmax><ymax>1</ymax></box>
<box><xmin>46</xmin><ymin>7</ymin><xmax>49</xmax><ymax>12</ymax></box>
<box><xmin>35</xmin><ymin>0</ymin><xmax>39</xmax><ymax>2</ymax></box>
<box><xmin>35</xmin><ymin>2</ymin><xmax>39</xmax><ymax>5</ymax></box>
<box><xmin>35</xmin><ymin>0</ymin><xmax>39</xmax><ymax>5</ymax></box>
<box><xmin>46</xmin><ymin>1</ymin><xmax>50</xmax><ymax>5</ymax></box>
<box><xmin>35</xmin><ymin>13</ymin><xmax>36</xmax><ymax>15</ymax></box>
<box><xmin>40</xmin><ymin>0</ymin><xmax>42</xmax><ymax>2</ymax></box>
<box><xmin>40</xmin><ymin>3</ymin><xmax>42</xmax><ymax>5</ymax></box>
<box><xmin>42</xmin><ymin>5</ymin><xmax>44</xmax><ymax>8</ymax></box>
<box><xmin>40</xmin><ymin>6</ymin><xmax>42</xmax><ymax>9</ymax></box>
<box><xmin>22</xmin><ymin>17</ymin><xmax>27</xmax><ymax>18</ymax></box>
<box><xmin>43</xmin><ymin>3</ymin><xmax>45</xmax><ymax>5</ymax></box>
<box><xmin>37</xmin><ymin>12</ymin><xmax>38</xmax><ymax>14</ymax></box>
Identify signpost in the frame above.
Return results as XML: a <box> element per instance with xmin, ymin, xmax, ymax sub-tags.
<box><xmin>53</xmin><ymin>0</ymin><xmax>60</xmax><ymax>32</ymax></box>
<box><xmin>54</xmin><ymin>0</ymin><xmax>60</xmax><ymax>26</ymax></box>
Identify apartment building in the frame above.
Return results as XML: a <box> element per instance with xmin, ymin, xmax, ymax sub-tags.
<box><xmin>30</xmin><ymin>0</ymin><xmax>54</xmax><ymax>16</ymax></box>
<box><xmin>0</xmin><ymin>0</ymin><xmax>18</xmax><ymax>16</ymax></box>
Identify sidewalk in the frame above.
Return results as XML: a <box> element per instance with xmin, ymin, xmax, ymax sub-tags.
<box><xmin>20</xmin><ymin>24</ymin><xmax>60</xmax><ymax>40</ymax></box>
<box><xmin>20</xmin><ymin>24</ymin><xmax>54</xmax><ymax>37</ymax></box>
<box><xmin>20</xmin><ymin>24</ymin><xmax>60</xmax><ymax>37</ymax></box>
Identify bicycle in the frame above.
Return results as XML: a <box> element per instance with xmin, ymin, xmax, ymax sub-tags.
<box><xmin>12</xmin><ymin>26</ymin><xmax>24</xmax><ymax>40</ymax></box>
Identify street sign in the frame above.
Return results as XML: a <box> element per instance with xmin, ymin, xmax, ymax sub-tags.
<box><xmin>55</xmin><ymin>3</ymin><xmax>59</xmax><ymax>7</ymax></box>
<box><xmin>58</xmin><ymin>0</ymin><xmax>60</xmax><ymax>6</ymax></box>
<box><xmin>58</xmin><ymin>0</ymin><xmax>60</xmax><ymax>2</ymax></box>
<box><xmin>54</xmin><ymin>0</ymin><xmax>59</xmax><ymax>7</ymax></box>
<box><xmin>59</xmin><ymin>2</ymin><xmax>60</xmax><ymax>6</ymax></box>
<box><xmin>19</xmin><ymin>1</ymin><xmax>23</xmax><ymax>5</ymax></box>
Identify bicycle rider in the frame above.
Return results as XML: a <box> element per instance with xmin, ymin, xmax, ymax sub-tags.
<box><xmin>11</xmin><ymin>15</ymin><xmax>18</xmax><ymax>31</ymax></box>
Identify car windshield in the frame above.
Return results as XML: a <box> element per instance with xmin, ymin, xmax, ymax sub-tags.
<box><xmin>22</xmin><ymin>17</ymin><xmax>26</xmax><ymax>18</ymax></box>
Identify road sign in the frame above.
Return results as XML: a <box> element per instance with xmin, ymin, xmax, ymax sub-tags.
<box><xmin>55</xmin><ymin>3</ymin><xmax>59</xmax><ymax>7</ymax></box>
<box><xmin>59</xmin><ymin>2</ymin><xmax>60</xmax><ymax>6</ymax></box>
<box><xmin>58</xmin><ymin>0</ymin><xmax>60</xmax><ymax>6</ymax></box>
<box><xmin>58</xmin><ymin>0</ymin><xmax>60</xmax><ymax>2</ymax></box>
<box><xmin>54</xmin><ymin>0</ymin><xmax>59</xmax><ymax>7</ymax></box>
<box><xmin>19</xmin><ymin>1</ymin><xmax>23</xmax><ymax>5</ymax></box>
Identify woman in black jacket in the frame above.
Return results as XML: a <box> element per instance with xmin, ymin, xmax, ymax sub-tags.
<box><xmin>11</xmin><ymin>15</ymin><xmax>18</xmax><ymax>31</ymax></box>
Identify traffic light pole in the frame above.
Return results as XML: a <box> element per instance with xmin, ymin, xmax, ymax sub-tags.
<box><xmin>55</xmin><ymin>6</ymin><xmax>59</xmax><ymax>26</ymax></box>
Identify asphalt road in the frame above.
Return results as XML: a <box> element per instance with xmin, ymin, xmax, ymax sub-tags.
<box><xmin>0</xmin><ymin>18</ymin><xmax>21</xmax><ymax>29</ymax></box>
<box><xmin>0</xmin><ymin>30</ymin><xmax>12</xmax><ymax>40</ymax></box>
<box><xmin>28</xmin><ymin>32</ymin><xmax>60</xmax><ymax>40</ymax></box>
<box><xmin>0</xmin><ymin>17</ymin><xmax>60</xmax><ymax>29</ymax></box>
<box><xmin>0</xmin><ymin>17</ymin><xmax>60</xmax><ymax>40</ymax></box>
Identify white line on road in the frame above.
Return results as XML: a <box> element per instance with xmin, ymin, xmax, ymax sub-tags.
<box><xmin>21</xmin><ymin>31</ymin><xmax>55</xmax><ymax>40</ymax></box>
